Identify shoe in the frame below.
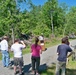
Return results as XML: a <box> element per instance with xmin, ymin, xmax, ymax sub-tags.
<box><xmin>30</xmin><ymin>71</ymin><xmax>35</xmax><ymax>75</ymax></box>
<box><xmin>19</xmin><ymin>73</ymin><xmax>22</xmax><ymax>75</ymax></box>
<box><xmin>4</xmin><ymin>66</ymin><xmax>6</xmax><ymax>67</ymax></box>
<box><xmin>6</xmin><ymin>66</ymin><xmax>9</xmax><ymax>68</ymax></box>
<box><xmin>19</xmin><ymin>72</ymin><xmax>24</xmax><ymax>75</ymax></box>
<box><xmin>36</xmin><ymin>73</ymin><xmax>40</xmax><ymax>75</ymax></box>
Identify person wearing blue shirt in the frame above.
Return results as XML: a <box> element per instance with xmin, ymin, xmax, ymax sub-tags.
<box><xmin>55</xmin><ymin>37</ymin><xmax>73</xmax><ymax>75</ymax></box>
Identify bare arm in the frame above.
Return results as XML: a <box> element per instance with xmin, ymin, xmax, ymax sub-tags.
<box><xmin>20</xmin><ymin>41</ymin><xmax>26</xmax><ymax>48</ymax></box>
<box><xmin>67</xmin><ymin>51</ymin><xmax>73</xmax><ymax>58</ymax></box>
<box><xmin>40</xmin><ymin>50</ymin><xmax>42</xmax><ymax>54</ymax></box>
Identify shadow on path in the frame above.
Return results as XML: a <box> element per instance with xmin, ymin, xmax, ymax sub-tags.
<box><xmin>40</xmin><ymin>63</ymin><xmax>56</xmax><ymax>75</ymax></box>
<box><xmin>23</xmin><ymin>64</ymin><xmax>31</xmax><ymax>73</ymax></box>
<box><xmin>39</xmin><ymin>63</ymin><xmax>47</xmax><ymax>72</ymax></box>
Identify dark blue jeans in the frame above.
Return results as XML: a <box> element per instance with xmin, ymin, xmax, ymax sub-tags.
<box><xmin>31</xmin><ymin>56</ymin><xmax>40</xmax><ymax>72</ymax></box>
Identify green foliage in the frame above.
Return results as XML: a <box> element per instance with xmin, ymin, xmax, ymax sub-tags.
<box><xmin>41</xmin><ymin>57</ymin><xmax>76</xmax><ymax>75</ymax></box>
<box><xmin>65</xmin><ymin>7</ymin><xmax>76</xmax><ymax>35</ymax></box>
<box><xmin>0</xmin><ymin>0</ymin><xmax>76</xmax><ymax>38</ymax></box>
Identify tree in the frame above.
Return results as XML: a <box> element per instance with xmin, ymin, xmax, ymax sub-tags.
<box><xmin>65</xmin><ymin>7</ymin><xmax>76</xmax><ymax>35</ymax></box>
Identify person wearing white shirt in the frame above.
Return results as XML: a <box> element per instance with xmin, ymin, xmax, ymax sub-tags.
<box><xmin>0</xmin><ymin>36</ymin><xmax>9</xmax><ymax>67</ymax></box>
<box><xmin>11</xmin><ymin>39</ymin><xmax>26</xmax><ymax>75</ymax></box>
<box><xmin>0</xmin><ymin>42</ymin><xmax>1</xmax><ymax>51</ymax></box>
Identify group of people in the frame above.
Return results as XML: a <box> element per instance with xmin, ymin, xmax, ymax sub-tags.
<box><xmin>0</xmin><ymin>35</ymin><xmax>44</xmax><ymax>75</ymax></box>
<box><xmin>0</xmin><ymin>36</ymin><xmax>26</xmax><ymax>75</ymax></box>
<box><xmin>0</xmin><ymin>35</ymin><xmax>73</xmax><ymax>75</ymax></box>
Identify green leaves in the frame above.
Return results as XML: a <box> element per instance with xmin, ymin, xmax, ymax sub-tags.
<box><xmin>0</xmin><ymin>0</ymin><xmax>76</xmax><ymax>38</ymax></box>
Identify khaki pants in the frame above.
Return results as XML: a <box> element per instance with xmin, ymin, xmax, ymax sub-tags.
<box><xmin>55</xmin><ymin>60</ymin><xmax>66</xmax><ymax>75</ymax></box>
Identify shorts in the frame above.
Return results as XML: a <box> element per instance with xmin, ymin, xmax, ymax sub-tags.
<box><xmin>14</xmin><ymin>57</ymin><xmax>23</xmax><ymax>67</ymax></box>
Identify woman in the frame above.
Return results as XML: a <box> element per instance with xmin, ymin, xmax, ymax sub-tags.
<box><xmin>31</xmin><ymin>37</ymin><xmax>42</xmax><ymax>75</ymax></box>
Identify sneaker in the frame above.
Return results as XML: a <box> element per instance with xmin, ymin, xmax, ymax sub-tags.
<box><xmin>4</xmin><ymin>66</ymin><xmax>6</xmax><ymax>67</ymax></box>
<box><xmin>19</xmin><ymin>73</ymin><xmax>22</xmax><ymax>75</ymax></box>
<box><xmin>36</xmin><ymin>73</ymin><xmax>40</xmax><ymax>75</ymax></box>
<box><xmin>6</xmin><ymin>66</ymin><xmax>9</xmax><ymax>68</ymax></box>
<box><xmin>30</xmin><ymin>71</ymin><xmax>35</xmax><ymax>75</ymax></box>
<box><xmin>19</xmin><ymin>72</ymin><xmax>24</xmax><ymax>75</ymax></box>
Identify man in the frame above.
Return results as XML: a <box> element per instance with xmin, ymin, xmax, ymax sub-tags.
<box><xmin>0</xmin><ymin>36</ymin><xmax>10</xmax><ymax>67</ymax></box>
<box><xmin>11</xmin><ymin>39</ymin><xmax>26</xmax><ymax>75</ymax></box>
<box><xmin>0</xmin><ymin>38</ymin><xmax>2</xmax><ymax>51</ymax></box>
<box><xmin>55</xmin><ymin>37</ymin><xmax>73</xmax><ymax>75</ymax></box>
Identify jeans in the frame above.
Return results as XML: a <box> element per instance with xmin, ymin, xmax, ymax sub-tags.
<box><xmin>1</xmin><ymin>50</ymin><xmax>10</xmax><ymax>67</ymax></box>
<box><xmin>55</xmin><ymin>60</ymin><xmax>66</xmax><ymax>75</ymax></box>
<box><xmin>31</xmin><ymin>56</ymin><xmax>40</xmax><ymax>72</ymax></box>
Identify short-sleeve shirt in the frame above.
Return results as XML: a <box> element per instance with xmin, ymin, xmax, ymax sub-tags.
<box><xmin>0</xmin><ymin>39</ymin><xmax>8</xmax><ymax>51</ymax></box>
<box><xmin>31</xmin><ymin>44</ymin><xmax>41</xmax><ymax>57</ymax></box>
<box><xmin>57</xmin><ymin>44</ymin><xmax>72</xmax><ymax>62</ymax></box>
<box><xmin>11</xmin><ymin>43</ymin><xmax>25</xmax><ymax>58</ymax></box>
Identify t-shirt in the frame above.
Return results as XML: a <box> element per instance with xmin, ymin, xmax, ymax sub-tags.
<box><xmin>31</xmin><ymin>44</ymin><xmax>41</xmax><ymax>57</ymax></box>
<box><xmin>0</xmin><ymin>39</ymin><xmax>8</xmax><ymax>51</ymax></box>
<box><xmin>57</xmin><ymin>44</ymin><xmax>72</xmax><ymax>62</ymax></box>
<box><xmin>11</xmin><ymin>43</ymin><xmax>25</xmax><ymax>58</ymax></box>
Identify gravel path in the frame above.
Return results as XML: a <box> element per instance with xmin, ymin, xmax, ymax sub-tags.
<box><xmin>0</xmin><ymin>40</ymin><xmax>76</xmax><ymax>75</ymax></box>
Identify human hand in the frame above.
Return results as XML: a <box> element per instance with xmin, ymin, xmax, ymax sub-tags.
<box><xmin>20</xmin><ymin>40</ymin><xmax>24</xmax><ymax>43</ymax></box>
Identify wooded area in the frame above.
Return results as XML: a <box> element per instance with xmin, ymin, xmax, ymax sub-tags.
<box><xmin>0</xmin><ymin>0</ymin><xmax>76</xmax><ymax>40</ymax></box>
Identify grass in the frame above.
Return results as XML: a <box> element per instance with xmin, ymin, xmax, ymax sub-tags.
<box><xmin>40</xmin><ymin>64</ymin><xmax>56</xmax><ymax>75</ymax></box>
<box><xmin>40</xmin><ymin>57</ymin><xmax>76</xmax><ymax>75</ymax></box>
<box><xmin>66</xmin><ymin>57</ymin><xmax>76</xmax><ymax>75</ymax></box>
<box><xmin>45</xmin><ymin>38</ymin><xmax>60</xmax><ymax>47</ymax></box>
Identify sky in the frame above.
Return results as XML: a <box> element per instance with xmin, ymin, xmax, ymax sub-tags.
<box><xmin>20</xmin><ymin>0</ymin><xmax>47</xmax><ymax>11</ymax></box>
<box><xmin>20</xmin><ymin>0</ymin><xmax>76</xmax><ymax>11</ymax></box>
<box><xmin>31</xmin><ymin>0</ymin><xmax>47</xmax><ymax>5</ymax></box>
<box><xmin>31</xmin><ymin>0</ymin><xmax>76</xmax><ymax>7</ymax></box>
<box><xmin>58</xmin><ymin>0</ymin><xmax>76</xmax><ymax>7</ymax></box>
